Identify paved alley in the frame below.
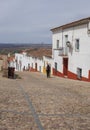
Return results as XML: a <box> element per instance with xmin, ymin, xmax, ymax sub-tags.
<box><xmin>0</xmin><ymin>71</ymin><xmax>90</xmax><ymax>130</ymax></box>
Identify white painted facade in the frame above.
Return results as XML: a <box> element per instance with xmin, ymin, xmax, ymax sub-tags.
<box><xmin>27</xmin><ymin>56</ymin><xmax>53</xmax><ymax>74</ymax></box>
<box><xmin>15</xmin><ymin>52</ymin><xmax>31</xmax><ymax>71</ymax></box>
<box><xmin>13</xmin><ymin>52</ymin><xmax>53</xmax><ymax>75</ymax></box>
<box><xmin>51</xmin><ymin>17</ymin><xmax>90</xmax><ymax>81</ymax></box>
<box><xmin>29</xmin><ymin>56</ymin><xmax>43</xmax><ymax>72</ymax></box>
<box><xmin>43</xmin><ymin>56</ymin><xmax>53</xmax><ymax>74</ymax></box>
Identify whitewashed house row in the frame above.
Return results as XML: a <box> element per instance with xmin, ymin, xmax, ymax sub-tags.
<box><xmin>29</xmin><ymin>56</ymin><xmax>43</xmax><ymax>72</ymax></box>
<box><xmin>43</xmin><ymin>56</ymin><xmax>53</xmax><ymax>74</ymax></box>
<box><xmin>15</xmin><ymin>52</ymin><xmax>31</xmax><ymax>71</ymax></box>
<box><xmin>51</xmin><ymin>17</ymin><xmax>90</xmax><ymax>82</ymax></box>
<box><xmin>14</xmin><ymin>52</ymin><xmax>53</xmax><ymax>75</ymax></box>
<box><xmin>27</xmin><ymin>55</ymin><xmax>53</xmax><ymax>75</ymax></box>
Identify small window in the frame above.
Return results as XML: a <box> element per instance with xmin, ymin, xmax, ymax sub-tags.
<box><xmin>56</xmin><ymin>40</ymin><xmax>59</xmax><ymax>49</ymax></box>
<box><xmin>39</xmin><ymin>66</ymin><xmax>41</xmax><ymax>72</ymax></box>
<box><xmin>55</xmin><ymin>62</ymin><xmax>57</xmax><ymax>71</ymax></box>
<box><xmin>65</xmin><ymin>35</ymin><xmax>68</xmax><ymax>41</ymax></box>
<box><xmin>77</xmin><ymin>68</ymin><xmax>82</xmax><ymax>79</ymax></box>
<box><xmin>75</xmin><ymin>39</ymin><xmax>80</xmax><ymax>51</ymax></box>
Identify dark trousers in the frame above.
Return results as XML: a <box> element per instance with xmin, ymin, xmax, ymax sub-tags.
<box><xmin>46</xmin><ymin>71</ymin><xmax>50</xmax><ymax>78</ymax></box>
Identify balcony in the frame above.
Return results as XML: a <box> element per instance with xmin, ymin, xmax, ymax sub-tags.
<box><xmin>58</xmin><ymin>47</ymin><xmax>68</xmax><ymax>57</ymax></box>
<box><xmin>53</xmin><ymin>47</ymin><xmax>68</xmax><ymax>58</ymax></box>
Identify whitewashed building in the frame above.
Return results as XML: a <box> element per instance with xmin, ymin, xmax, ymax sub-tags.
<box><xmin>13</xmin><ymin>52</ymin><xmax>53</xmax><ymax>75</ymax></box>
<box><xmin>30</xmin><ymin>56</ymin><xmax>43</xmax><ymax>72</ymax></box>
<box><xmin>51</xmin><ymin>17</ymin><xmax>90</xmax><ymax>82</ymax></box>
<box><xmin>15</xmin><ymin>52</ymin><xmax>31</xmax><ymax>71</ymax></box>
<box><xmin>29</xmin><ymin>56</ymin><xmax>53</xmax><ymax>75</ymax></box>
<box><xmin>43</xmin><ymin>56</ymin><xmax>53</xmax><ymax>74</ymax></box>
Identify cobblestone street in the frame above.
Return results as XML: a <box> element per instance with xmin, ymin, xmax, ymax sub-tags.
<box><xmin>0</xmin><ymin>71</ymin><xmax>90</xmax><ymax>130</ymax></box>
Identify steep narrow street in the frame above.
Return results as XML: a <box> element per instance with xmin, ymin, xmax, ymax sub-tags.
<box><xmin>0</xmin><ymin>71</ymin><xmax>90</xmax><ymax>130</ymax></box>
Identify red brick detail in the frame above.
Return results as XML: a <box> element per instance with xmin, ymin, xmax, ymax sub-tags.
<box><xmin>30</xmin><ymin>67</ymin><xmax>37</xmax><ymax>72</ymax></box>
<box><xmin>68</xmin><ymin>71</ymin><xmax>77</xmax><ymax>80</ymax></box>
<box><xmin>57</xmin><ymin>71</ymin><xmax>64</xmax><ymax>77</ymax></box>
<box><xmin>68</xmin><ymin>70</ymin><xmax>90</xmax><ymax>82</ymax></box>
<box><xmin>82</xmin><ymin>77</ymin><xmax>89</xmax><ymax>82</ymax></box>
<box><xmin>53</xmin><ymin>68</ymin><xmax>64</xmax><ymax>77</ymax></box>
<box><xmin>53</xmin><ymin>68</ymin><xmax>90</xmax><ymax>82</ymax></box>
<box><xmin>81</xmin><ymin>70</ymin><xmax>90</xmax><ymax>82</ymax></box>
<box><xmin>89</xmin><ymin>70</ymin><xmax>90</xmax><ymax>81</ymax></box>
<box><xmin>52</xmin><ymin>68</ymin><xmax>55</xmax><ymax>75</ymax></box>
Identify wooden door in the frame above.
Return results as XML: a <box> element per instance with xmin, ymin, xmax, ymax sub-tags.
<box><xmin>63</xmin><ymin>58</ymin><xmax>68</xmax><ymax>76</ymax></box>
<box><xmin>35</xmin><ymin>63</ymin><xmax>37</xmax><ymax>71</ymax></box>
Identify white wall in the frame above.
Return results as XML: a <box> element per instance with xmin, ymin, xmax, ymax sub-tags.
<box><xmin>15</xmin><ymin>53</ymin><xmax>31</xmax><ymax>71</ymax></box>
<box><xmin>36</xmin><ymin>58</ymin><xmax>43</xmax><ymax>72</ymax></box>
<box><xmin>43</xmin><ymin>56</ymin><xmax>53</xmax><ymax>74</ymax></box>
<box><xmin>52</xmin><ymin>23</ymin><xmax>90</xmax><ymax>78</ymax></box>
<box><xmin>53</xmin><ymin>50</ymin><xmax>63</xmax><ymax>73</ymax></box>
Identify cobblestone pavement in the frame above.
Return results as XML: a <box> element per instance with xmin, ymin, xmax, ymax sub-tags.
<box><xmin>0</xmin><ymin>71</ymin><xmax>90</xmax><ymax>130</ymax></box>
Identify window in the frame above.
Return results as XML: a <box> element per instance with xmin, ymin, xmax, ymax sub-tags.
<box><xmin>55</xmin><ymin>62</ymin><xmax>57</xmax><ymax>71</ymax></box>
<box><xmin>75</xmin><ymin>39</ymin><xmax>80</xmax><ymax>51</ymax></box>
<box><xmin>54</xmin><ymin>62</ymin><xmax>57</xmax><ymax>75</ymax></box>
<box><xmin>77</xmin><ymin>68</ymin><xmax>82</xmax><ymax>79</ymax></box>
<box><xmin>39</xmin><ymin>66</ymin><xmax>41</xmax><ymax>72</ymax></box>
<box><xmin>65</xmin><ymin>35</ymin><xmax>68</xmax><ymax>43</ymax></box>
<box><xmin>56</xmin><ymin>40</ymin><xmax>59</xmax><ymax>49</ymax></box>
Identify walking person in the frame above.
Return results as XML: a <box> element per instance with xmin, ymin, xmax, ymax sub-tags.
<box><xmin>46</xmin><ymin>64</ymin><xmax>50</xmax><ymax>78</ymax></box>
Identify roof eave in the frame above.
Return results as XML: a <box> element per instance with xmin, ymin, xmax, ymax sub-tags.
<box><xmin>50</xmin><ymin>17</ymin><xmax>90</xmax><ymax>32</ymax></box>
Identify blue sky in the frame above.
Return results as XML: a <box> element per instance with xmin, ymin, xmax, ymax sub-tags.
<box><xmin>0</xmin><ymin>0</ymin><xmax>90</xmax><ymax>44</ymax></box>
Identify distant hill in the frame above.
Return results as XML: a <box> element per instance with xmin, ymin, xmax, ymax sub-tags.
<box><xmin>0</xmin><ymin>43</ymin><xmax>52</xmax><ymax>48</ymax></box>
<box><xmin>0</xmin><ymin>43</ymin><xmax>52</xmax><ymax>55</ymax></box>
<box><xmin>26</xmin><ymin>48</ymin><xmax>52</xmax><ymax>58</ymax></box>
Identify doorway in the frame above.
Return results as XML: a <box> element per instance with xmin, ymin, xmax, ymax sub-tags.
<box><xmin>63</xmin><ymin>58</ymin><xmax>68</xmax><ymax>76</ymax></box>
<box><xmin>55</xmin><ymin>62</ymin><xmax>57</xmax><ymax>75</ymax></box>
<box><xmin>35</xmin><ymin>63</ymin><xmax>37</xmax><ymax>71</ymax></box>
